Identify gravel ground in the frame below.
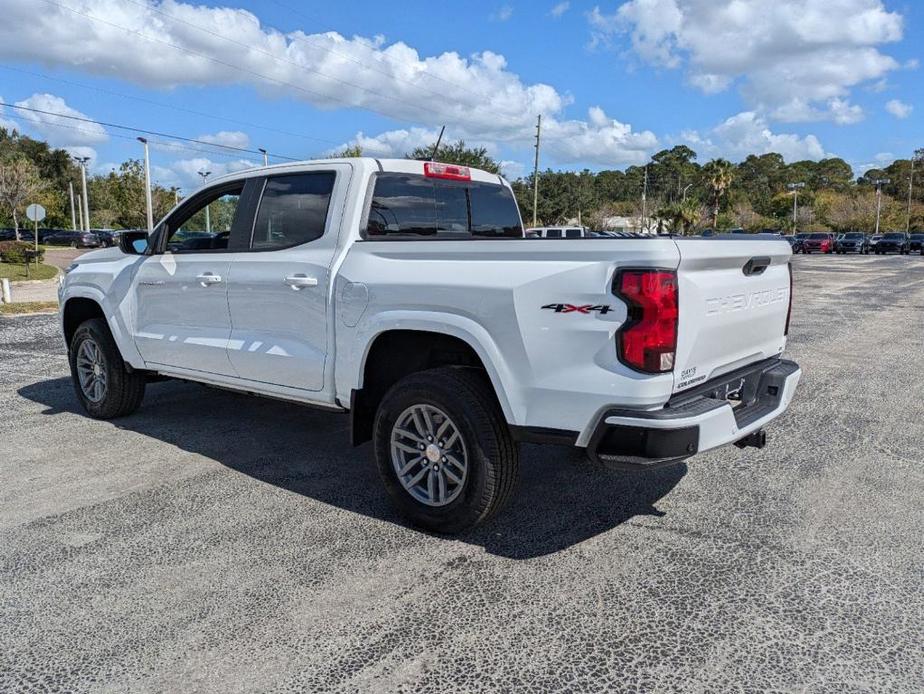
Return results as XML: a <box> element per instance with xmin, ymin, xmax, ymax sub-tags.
<box><xmin>1</xmin><ymin>254</ymin><xmax>922</xmax><ymax>693</ymax></box>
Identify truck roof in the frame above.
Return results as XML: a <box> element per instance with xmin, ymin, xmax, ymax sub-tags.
<box><xmin>205</xmin><ymin>157</ymin><xmax>508</xmax><ymax>187</ymax></box>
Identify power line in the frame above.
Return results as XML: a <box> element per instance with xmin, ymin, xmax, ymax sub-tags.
<box><xmin>0</xmin><ymin>65</ymin><xmax>344</xmax><ymax>149</ymax></box>
<box><xmin>2</xmin><ymin>102</ymin><xmax>301</xmax><ymax>161</ymax></box>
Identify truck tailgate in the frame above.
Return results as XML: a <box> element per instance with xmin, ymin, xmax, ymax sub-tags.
<box><xmin>672</xmin><ymin>238</ymin><xmax>791</xmax><ymax>393</ymax></box>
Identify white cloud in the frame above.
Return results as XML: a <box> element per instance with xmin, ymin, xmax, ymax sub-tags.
<box><xmin>0</xmin><ymin>0</ymin><xmax>655</xmax><ymax>164</ymax></box>
<box><xmin>167</xmin><ymin>157</ymin><xmax>258</xmax><ymax>189</ymax></box>
<box><xmin>681</xmin><ymin>111</ymin><xmax>826</xmax><ymax>162</ymax></box>
<box><xmin>499</xmin><ymin>160</ymin><xmax>526</xmax><ymax>179</ymax></box>
<box><xmin>885</xmin><ymin>98</ymin><xmax>912</xmax><ymax>119</ymax></box>
<box><xmin>550</xmin><ymin>2</ymin><xmax>570</xmax><ymax>18</ymax></box>
<box><xmin>12</xmin><ymin>93</ymin><xmax>108</xmax><ymax>145</ymax></box>
<box><xmin>197</xmin><ymin>130</ymin><xmax>250</xmax><ymax>149</ymax></box>
<box><xmin>492</xmin><ymin>5</ymin><xmax>514</xmax><ymax>21</ymax></box>
<box><xmin>335</xmin><ymin>107</ymin><xmax>658</xmax><ymax>168</ymax></box>
<box><xmin>591</xmin><ymin>0</ymin><xmax>903</xmax><ymax>124</ymax></box>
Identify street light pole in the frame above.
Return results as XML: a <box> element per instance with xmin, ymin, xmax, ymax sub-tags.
<box><xmin>74</xmin><ymin>156</ymin><xmax>91</xmax><ymax>232</ymax></box>
<box><xmin>137</xmin><ymin>137</ymin><xmax>154</xmax><ymax>232</ymax></box>
<box><xmin>682</xmin><ymin>183</ymin><xmax>693</xmax><ymax>202</ymax></box>
<box><xmin>787</xmin><ymin>182</ymin><xmax>805</xmax><ymax>233</ymax></box>
<box><xmin>908</xmin><ymin>148</ymin><xmax>924</xmax><ymax>233</ymax></box>
<box><xmin>873</xmin><ymin>178</ymin><xmax>891</xmax><ymax>235</ymax></box>
<box><xmin>258</xmin><ymin>148</ymin><xmax>268</xmax><ymax>166</ymax></box>
<box><xmin>68</xmin><ymin>182</ymin><xmax>77</xmax><ymax>230</ymax></box>
<box><xmin>197</xmin><ymin>170</ymin><xmax>212</xmax><ymax>233</ymax></box>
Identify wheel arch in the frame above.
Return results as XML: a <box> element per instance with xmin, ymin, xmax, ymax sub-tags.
<box><xmin>348</xmin><ymin>326</ymin><xmax>517</xmax><ymax>446</ymax></box>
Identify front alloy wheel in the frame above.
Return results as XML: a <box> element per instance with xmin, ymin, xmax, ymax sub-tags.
<box><xmin>75</xmin><ymin>337</ymin><xmax>108</xmax><ymax>403</ymax></box>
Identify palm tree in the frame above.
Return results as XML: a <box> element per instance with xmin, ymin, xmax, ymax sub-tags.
<box><xmin>703</xmin><ymin>158</ymin><xmax>734</xmax><ymax>228</ymax></box>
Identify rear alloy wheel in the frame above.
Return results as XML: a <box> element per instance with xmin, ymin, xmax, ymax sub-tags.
<box><xmin>69</xmin><ymin>318</ymin><xmax>146</xmax><ymax>419</ymax></box>
<box><xmin>373</xmin><ymin>367</ymin><xmax>518</xmax><ymax>533</ymax></box>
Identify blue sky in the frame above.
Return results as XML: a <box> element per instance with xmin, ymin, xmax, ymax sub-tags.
<box><xmin>0</xmin><ymin>0</ymin><xmax>921</xmax><ymax>192</ymax></box>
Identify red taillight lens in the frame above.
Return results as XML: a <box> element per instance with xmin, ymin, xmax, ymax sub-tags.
<box><xmin>424</xmin><ymin>162</ymin><xmax>471</xmax><ymax>181</ymax></box>
<box><xmin>614</xmin><ymin>269</ymin><xmax>678</xmax><ymax>373</ymax></box>
<box><xmin>785</xmin><ymin>262</ymin><xmax>793</xmax><ymax>336</ymax></box>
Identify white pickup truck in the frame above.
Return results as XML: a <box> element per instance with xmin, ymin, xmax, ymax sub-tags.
<box><xmin>59</xmin><ymin>158</ymin><xmax>801</xmax><ymax>532</ymax></box>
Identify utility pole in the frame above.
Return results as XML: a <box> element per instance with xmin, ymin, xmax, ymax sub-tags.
<box><xmin>873</xmin><ymin>178</ymin><xmax>890</xmax><ymax>235</ymax></box>
<box><xmin>68</xmin><ymin>182</ymin><xmax>77</xmax><ymax>230</ymax></box>
<box><xmin>74</xmin><ymin>156</ymin><xmax>91</xmax><ymax>231</ymax></box>
<box><xmin>258</xmin><ymin>148</ymin><xmax>268</xmax><ymax>166</ymax></box>
<box><xmin>908</xmin><ymin>148</ymin><xmax>924</xmax><ymax>233</ymax></box>
<box><xmin>532</xmin><ymin>115</ymin><xmax>541</xmax><ymax>227</ymax></box>
<box><xmin>787</xmin><ymin>182</ymin><xmax>805</xmax><ymax>233</ymax></box>
<box><xmin>197</xmin><ymin>170</ymin><xmax>212</xmax><ymax>233</ymax></box>
<box><xmin>641</xmin><ymin>165</ymin><xmax>649</xmax><ymax>233</ymax></box>
<box><xmin>138</xmin><ymin>137</ymin><xmax>154</xmax><ymax>232</ymax></box>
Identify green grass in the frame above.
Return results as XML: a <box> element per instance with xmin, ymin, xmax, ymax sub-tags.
<box><xmin>0</xmin><ymin>262</ymin><xmax>59</xmax><ymax>281</ymax></box>
<box><xmin>0</xmin><ymin>300</ymin><xmax>59</xmax><ymax>315</ymax></box>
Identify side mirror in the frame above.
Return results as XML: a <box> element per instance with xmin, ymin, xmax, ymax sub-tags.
<box><xmin>119</xmin><ymin>230</ymin><xmax>150</xmax><ymax>255</ymax></box>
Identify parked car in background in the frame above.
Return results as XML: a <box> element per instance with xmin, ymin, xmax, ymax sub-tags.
<box><xmin>802</xmin><ymin>232</ymin><xmax>834</xmax><ymax>254</ymax></box>
<box><xmin>94</xmin><ymin>230</ymin><xmax>122</xmax><ymax>247</ymax></box>
<box><xmin>784</xmin><ymin>236</ymin><xmax>804</xmax><ymax>253</ymax></box>
<box><xmin>835</xmin><ymin>232</ymin><xmax>869</xmax><ymax>254</ymax></box>
<box><xmin>874</xmin><ymin>232</ymin><xmax>910</xmax><ymax>255</ymax></box>
<box><xmin>44</xmin><ymin>230</ymin><xmax>101</xmax><ymax>248</ymax></box>
<box><xmin>526</xmin><ymin>226</ymin><xmax>586</xmax><ymax>238</ymax></box>
<box><xmin>868</xmin><ymin>234</ymin><xmax>883</xmax><ymax>252</ymax></box>
<box><xmin>165</xmin><ymin>229</ymin><xmax>217</xmax><ymax>252</ymax></box>
<box><xmin>909</xmin><ymin>233</ymin><xmax>924</xmax><ymax>254</ymax></box>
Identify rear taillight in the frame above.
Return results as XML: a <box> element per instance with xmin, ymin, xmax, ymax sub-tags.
<box><xmin>785</xmin><ymin>262</ymin><xmax>793</xmax><ymax>336</ymax></box>
<box><xmin>614</xmin><ymin>269</ymin><xmax>678</xmax><ymax>373</ymax></box>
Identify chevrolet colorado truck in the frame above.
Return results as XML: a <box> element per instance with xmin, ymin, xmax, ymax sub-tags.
<box><xmin>59</xmin><ymin>158</ymin><xmax>801</xmax><ymax>532</ymax></box>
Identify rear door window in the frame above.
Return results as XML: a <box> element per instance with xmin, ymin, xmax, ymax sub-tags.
<box><xmin>365</xmin><ymin>173</ymin><xmax>522</xmax><ymax>239</ymax></box>
<box><xmin>251</xmin><ymin>172</ymin><xmax>335</xmax><ymax>250</ymax></box>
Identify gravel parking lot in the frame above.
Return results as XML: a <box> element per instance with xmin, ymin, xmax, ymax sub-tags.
<box><xmin>1</xmin><ymin>254</ymin><xmax>922</xmax><ymax>693</ymax></box>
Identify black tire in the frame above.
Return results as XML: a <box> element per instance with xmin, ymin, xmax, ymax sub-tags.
<box><xmin>69</xmin><ymin>318</ymin><xmax>146</xmax><ymax>419</ymax></box>
<box><xmin>373</xmin><ymin>367</ymin><xmax>518</xmax><ymax>533</ymax></box>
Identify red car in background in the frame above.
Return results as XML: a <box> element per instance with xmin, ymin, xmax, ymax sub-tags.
<box><xmin>802</xmin><ymin>232</ymin><xmax>834</xmax><ymax>254</ymax></box>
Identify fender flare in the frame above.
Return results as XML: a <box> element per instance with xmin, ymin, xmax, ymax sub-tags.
<box><xmin>61</xmin><ymin>287</ymin><xmax>145</xmax><ymax>369</ymax></box>
<box><xmin>339</xmin><ymin>311</ymin><xmax>524</xmax><ymax>425</ymax></box>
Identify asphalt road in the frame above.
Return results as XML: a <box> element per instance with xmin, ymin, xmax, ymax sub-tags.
<box><xmin>1</xmin><ymin>254</ymin><xmax>922</xmax><ymax>693</ymax></box>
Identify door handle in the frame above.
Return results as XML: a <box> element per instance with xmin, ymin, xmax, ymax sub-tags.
<box><xmin>196</xmin><ymin>272</ymin><xmax>223</xmax><ymax>286</ymax></box>
<box><xmin>284</xmin><ymin>274</ymin><xmax>318</xmax><ymax>290</ymax></box>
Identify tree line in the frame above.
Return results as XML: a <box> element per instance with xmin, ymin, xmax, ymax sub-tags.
<box><xmin>3</xmin><ymin>128</ymin><xmax>922</xmax><ymax>239</ymax></box>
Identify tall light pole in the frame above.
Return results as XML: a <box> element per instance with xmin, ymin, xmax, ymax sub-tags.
<box><xmin>787</xmin><ymin>182</ymin><xmax>805</xmax><ymax>233</ymax></box>
<box><xmin>197</xmin><ymin>170</ymin><xmax>212</xmax><ymax>233</ymax></box>
<box><xmin>74</xmin><ymin>156</ymin><xmax>91</xmax><ymax>231</ymax></box>
<box><xmin>76</xmin><ymin>193</ymin><xmax>83</xmax><ymax>231</ymax></box>
<box><xmin>682</xmin><ymin>183</ymin><xmax>693</xmax><ymax>202</ymax></box>
<box><xmin>68</xmin><ymin>182</ymin><xmax>77</xmax><ymax>230</ymax></box>
<box><xmin>137</xmin><ymin>137</ymin><xmax>154</xmax><ymax>232</ymax></box>
<box><xmin>532</xmin><ymin>114</ymin><xmax>541</xmax><ymax>227</ymax></box>
<box><xmin>873</xmin><ymin>178</ymin><xmax>891</xmax><ymax>235</ymax></box>
<box><xmin>908</xmin><ymin>148</ymin><xmax>924</xmax><ymax>233</ymax></box>
<box><xmin>258</xmin><ymin>148</ymin><xmax>268</xmax><ymax>166</ymax></box>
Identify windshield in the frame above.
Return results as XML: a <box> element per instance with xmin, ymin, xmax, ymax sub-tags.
<box><xmin>910</xmin><ymin>234</ymin><xmax>924</xmax><ymax>240</ymax></box>
<box><xmin>843</xmin><ymin>232</ymin><xmax>864</xmax><ymax>239</ymax></box>
<box><xmin>808</xmin><ymin>233</ymin><xmax>829</xmax><ymax>239</ymax></box>
<box><xmin>884</xmin><ymin>233</ymin><xmax>905</xmax><ymax>239</ymax></box>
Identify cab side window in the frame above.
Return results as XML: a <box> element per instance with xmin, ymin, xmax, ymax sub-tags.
<box><xmin>251</xmin><ymin>173</ymin><xmax>336</xmax><ymax>250</ymax></box>
<box><xmin>165</xmin><ymin>184</ymin><xmax>243</xmax><ymax>253</ymax></box>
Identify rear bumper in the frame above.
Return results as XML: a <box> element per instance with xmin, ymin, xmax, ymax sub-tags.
<box><xmin>585</xmin><ymin>358</ymin><xmax>801</xmax><ymax>470</ymax></box>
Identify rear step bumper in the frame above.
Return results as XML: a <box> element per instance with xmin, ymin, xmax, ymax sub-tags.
<box><xmin>585</xmin><ymin>358</ymin><xmax>801</xmax><ymax>471</ymax></box>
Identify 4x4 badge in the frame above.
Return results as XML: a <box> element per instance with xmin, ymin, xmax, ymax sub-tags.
<box><xmin>542</xmin><ymin>303</ymin><xmax>612</xmax><ymax>314</ymax></box>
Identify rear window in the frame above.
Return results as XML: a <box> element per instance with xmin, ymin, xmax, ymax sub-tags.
<box><xmin>365</xmin><ymin>173</ymin><xmax>522</xmax><ymax>239</ymax></box>
<box><xmin>843</xmin><ymin>232</ymin><xmax>863</xmax><ymax>239</ymax></box>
